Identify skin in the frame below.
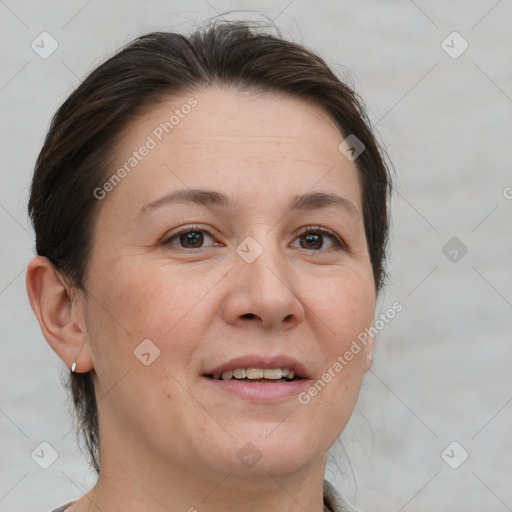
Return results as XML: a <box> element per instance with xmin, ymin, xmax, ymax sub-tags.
<box><xmin>26</xmin><ymin>87</ymin><xmax>376</xmax><ymax>512</ymax></box>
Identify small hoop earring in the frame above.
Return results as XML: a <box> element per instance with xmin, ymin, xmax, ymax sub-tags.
<box><xmin>71</xmin><ymin>360</ymin><xmax>77</xmax><ymax>373</ymax></box>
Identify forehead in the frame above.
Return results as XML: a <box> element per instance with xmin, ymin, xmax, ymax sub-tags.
<box><xmin>115</xmin><ymin>86</ymin><xmax>349</xmax><ymax>161</ymax></box>
<box><xmin>103</xmin><ymin>87</ymin><xmax>362</xmax><ymax>218</ymax></box>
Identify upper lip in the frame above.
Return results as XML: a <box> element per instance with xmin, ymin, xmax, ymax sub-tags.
<box><xmin>204</xmin><ymin>354</ymin><xmax>310</xmax><ymax>379</ymax></box>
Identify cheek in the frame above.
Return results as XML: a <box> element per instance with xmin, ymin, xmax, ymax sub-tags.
<box><xmin>93</xmin><ymin>260</ymin><xmax>197</xmax><ymax>331</ymax></box>
<box><xmin>290</xmin><ymin>269</ymin><xmax>374</xmax><ymax>453</ymax></box>
<box><xmin>301</xmin><ymin>266</ymin><xmax>375</xmax><ymax>404</ymax></box>
<box><xmin>85</xmin><ymin>259</ymin><xmax>223</xmax><ymax>373</ymax></box>
<box><xmin>84</xmin><ymin>261</ymin><xmax>213</xmax><ymax>421</ymax></box>
<box><xmin>306</xmin><ymin>267</ymin><xmax>376</xmax><ymax>347</ymax></box>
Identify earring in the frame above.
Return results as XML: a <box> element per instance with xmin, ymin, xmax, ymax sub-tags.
<box><xmin>71</xmin><ymin>360</ymin><xmax>77</xmax><ymax>373</ymax></box>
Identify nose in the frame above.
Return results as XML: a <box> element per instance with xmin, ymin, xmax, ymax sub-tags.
<box><xmin>221</xmin><ymin>240</ymin><xmax>305</xmax><ymax>330</ymax></box>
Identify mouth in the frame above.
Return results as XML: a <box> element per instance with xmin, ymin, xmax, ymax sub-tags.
<box><xmin>201</xmin><ymin>355</ymin><xmax>310</xmax><ymax>402</ymax></box>
<box><xmin>203</xmin><ymin>354</ymin><xmax>309</xmax><ymax>382</ymax></box>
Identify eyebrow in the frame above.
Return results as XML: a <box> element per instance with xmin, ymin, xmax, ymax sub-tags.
<box><xmin>140</xmin><ymin>188</ymin><xmax>236</xmax><ymax>215</ymax></box>
<box><xmin>288</xmin><ymin>191</ymin><xmax>359</xmax><ymax>219</ymax></box>
<box><xmin>139</xmin><ymin>188</ymin><xmax>359</xmax><ymax>220</ymax></box>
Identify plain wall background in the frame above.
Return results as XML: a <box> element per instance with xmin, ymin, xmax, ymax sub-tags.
<box><xmin>1</xmin><ymin>1</ymin><xmax>511</xmax><ymax>510</ymax></box>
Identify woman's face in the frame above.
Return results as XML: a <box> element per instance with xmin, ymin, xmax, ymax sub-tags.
<box><xmin>81</xmin><ymin>87</ymin><xmax>376</xmax><ymax>480</ymax></box>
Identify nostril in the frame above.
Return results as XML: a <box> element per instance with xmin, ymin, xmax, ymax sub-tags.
<box><xmin>241</xmin><ymin>313</ymin><xmax>257</xmax><ymax>320</ymax></box>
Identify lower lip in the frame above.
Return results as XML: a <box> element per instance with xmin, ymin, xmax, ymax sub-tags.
<box><xmin>202</xmin><ymin>376</ymin><xmax>310</xmax><ymax>402</ymax></box>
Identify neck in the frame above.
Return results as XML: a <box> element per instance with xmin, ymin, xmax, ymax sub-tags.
<box><xmin>75</xmin><ymin>431</ymin><xmax>329</xmax><ymax>512</ymax></box>
<box><xmin>87</xmin><ymin>473</ymin><xmax>328</xmax><ymax>512</ymax></box>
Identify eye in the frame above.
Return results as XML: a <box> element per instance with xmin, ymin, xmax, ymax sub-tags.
<box><xmin>291</xmin><ymin>227</ymin><xmax>344</xmax><ymax>251</ymax></box>
<box><xmin>162</xmin><ymin>227</ymin><xmax>219</xmax><ymax>249</ymax></box>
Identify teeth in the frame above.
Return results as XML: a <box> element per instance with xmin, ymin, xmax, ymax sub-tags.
<box><xmin>216</xmin><ymin>368</ymin><xmax>296</xmax><ymax>380</ymax></box>
<box><xmin>262</xmin><ymin>369</ymin><xmax>282</xmax><ymax>379</ymax></box>
<box><xmin>245</xmin><ymin>368</ymin><xmax>264</xmax><ymax>379</ymax></box>
<box><xmin>233</xmin><ymin>368</ymin><xmax>246</xmax><ymax>378</ymax></box>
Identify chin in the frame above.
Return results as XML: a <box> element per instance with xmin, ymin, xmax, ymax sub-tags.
<box><xmin>204</xmin><ymin>427</ymin><xmax>319</xmax><ymax>479</ymax></box>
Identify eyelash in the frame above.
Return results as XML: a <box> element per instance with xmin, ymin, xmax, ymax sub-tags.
<box><xmin>162</xmin><ymin>225</ymin><xmax>346</xmax><ymax>252</ymax></box>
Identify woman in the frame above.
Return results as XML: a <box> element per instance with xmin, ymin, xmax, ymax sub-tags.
<box><xmin>26</xmin><ymin>20</ymin><xmax>392</xmax><ymax>512</ymax></box>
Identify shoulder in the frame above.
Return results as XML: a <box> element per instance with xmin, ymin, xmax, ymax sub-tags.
<box><xmin>323</xmin><ymin>479</ymin><xmax>362</xmax><ymax>512</ymax></box>
<box><xmin>49</xmin><ymin>502</ymin><xmax>75</xmax><ymax>512</ymax></box>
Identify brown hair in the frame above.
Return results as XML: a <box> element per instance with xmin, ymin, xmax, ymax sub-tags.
<box><xmin>28</xmin><ymin>20</ymin><xmax>392</xmax><ymax>473</ymax></box>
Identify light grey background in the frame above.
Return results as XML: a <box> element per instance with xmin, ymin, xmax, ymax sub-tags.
<box><xmin>1</xmin><ymin>1</ymin><xmax>511</xmax><ymax>511</ymax></box>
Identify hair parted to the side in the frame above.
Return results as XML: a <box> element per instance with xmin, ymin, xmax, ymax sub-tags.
<box><xmin>28</xmin><ymin>20</ymin><xmax>393</xmax><ymax>474</ymax></box>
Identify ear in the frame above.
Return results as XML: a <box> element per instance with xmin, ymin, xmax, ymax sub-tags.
<box><xmin>26</xmin><ymin>256</ymin><xmax>94</xmax><ymax>373</ymax></box>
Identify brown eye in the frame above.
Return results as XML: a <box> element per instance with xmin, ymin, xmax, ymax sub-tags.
<box><xmin>299</xmin><ymin>232</ymin><xmax>323</xmax><ymax>250</ymax></box>
<box><xmin>179</xmin><ymin>231</ymin><xmax>204</xmax><ymax>248</ymax></box>
<box><xmin>163</xmin><ymin>228</ymin><xmax>217</xmax><ymax>249</ymax></box>
<box><xmin>292</xmin><ymin>228</ymin><xmax>343</xmax><ymax>251</ymax></box>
